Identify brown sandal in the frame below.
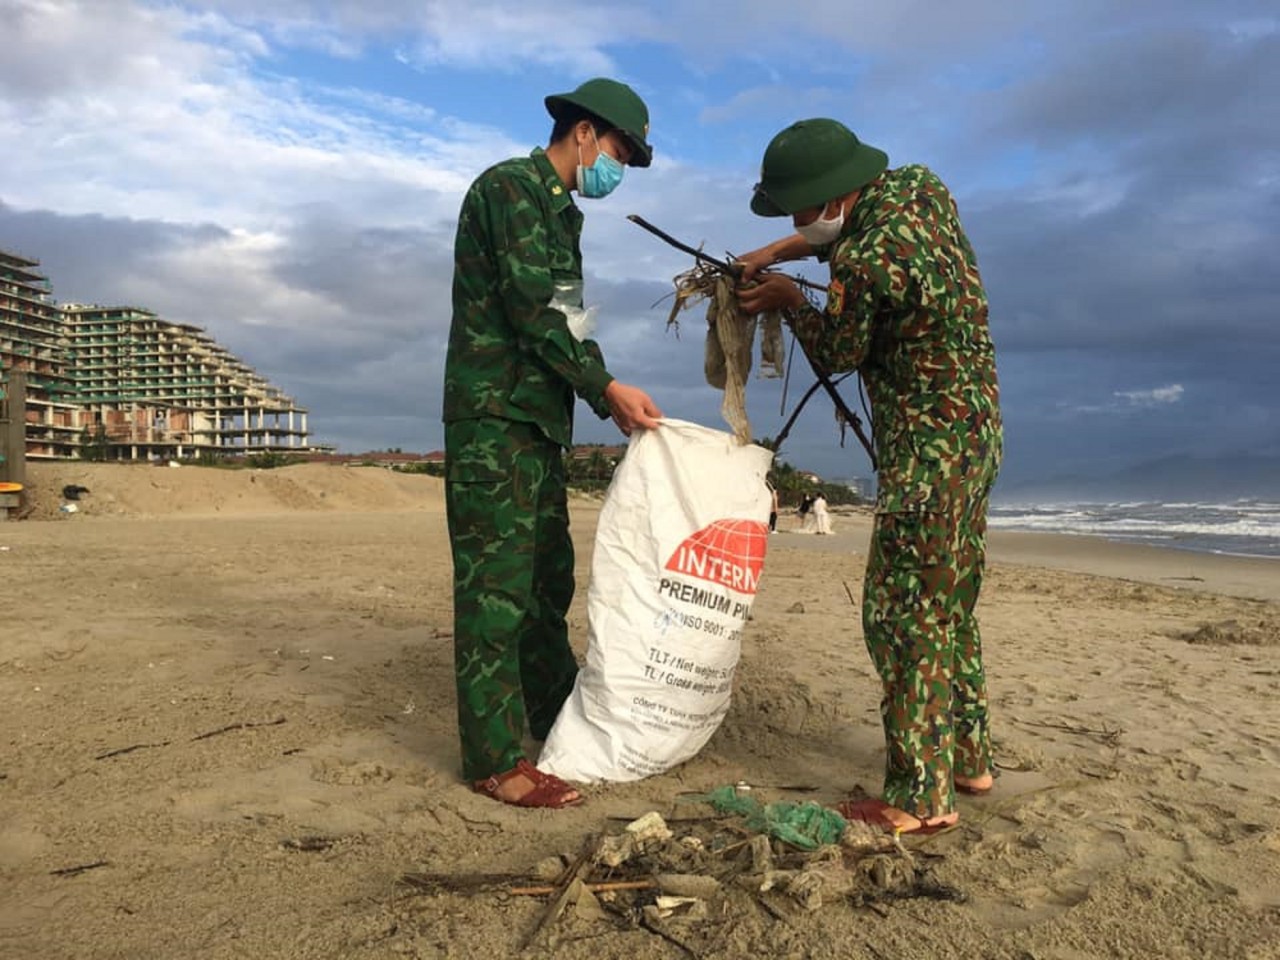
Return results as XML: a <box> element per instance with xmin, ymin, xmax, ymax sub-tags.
<box><xmin>473</xmin><ymin>758</ymin><xmax>583</xmax><ymax>809</ymax></box>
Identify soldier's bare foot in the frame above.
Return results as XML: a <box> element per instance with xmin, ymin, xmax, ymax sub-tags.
<box><xmin>473</xmin><ymin>758</ymin><xmax>582</xmax><ymax>808</ymax></box>
<box><xmin>836</xmin><ymin>797</ymin><xmax>958</xmax><ymax>835</ymax></box>
<box><xmin>955</xmin><ymin>772</ymin><xmax>994</xmax><ymax>795</ymax></box>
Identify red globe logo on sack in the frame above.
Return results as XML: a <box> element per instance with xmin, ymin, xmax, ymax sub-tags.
<box><xmin>664</xmin><ymin>519</ymin><xmax>770</xmax><ymax>596</ymax></box>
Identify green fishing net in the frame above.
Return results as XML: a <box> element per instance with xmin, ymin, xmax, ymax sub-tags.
<box><xmin>690</xmin><ymin>785</ymin><xmax>847</xmax><ymax>851</ymax></box>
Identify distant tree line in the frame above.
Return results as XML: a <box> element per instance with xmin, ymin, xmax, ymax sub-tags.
<box><xmin>392</xmin><ymin>439</ymin><xmax>867</xmax><ymax>505</ymax></box>
<box><xmin>394</xmin><ymin>445</ymin><xmax>619</xmax><ymax>490</ymax></box>
<box><xmin>758</xmin><ymin>438</ymin><xmax>865</xmax><ymax>508</ymax></box>
<box><xmin>391</xmin><ymin>441</ymin><xmax>866</xmax><ymax>504</ymax></box>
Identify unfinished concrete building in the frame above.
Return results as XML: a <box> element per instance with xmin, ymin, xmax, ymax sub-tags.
<box><xmin>0</xmin><ymin>247</ymin><xmax>312</xmax><ymax>462</ymax></box>
<box><xmin>0</xmin><ymin>250</ymin><xmax>80</xmax><ymax>460</ymax></box>
<box><xmin>63</xmin><ymin>305</ymin><xmax>310</xmax><ymax>460</ymax></box>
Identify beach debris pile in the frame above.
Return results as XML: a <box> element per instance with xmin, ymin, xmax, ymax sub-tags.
<box><xmin>398</xmin><ymin>788</ymin><xmax>964</xmax><ymax>952</ymax></box>
<box><xmin>1180</xmin><ymin>617</ymin><xmax>1279</xmax><ymax>647</ymax></box>
<box><xmin>665</xmin><ymin>263</ymin><xmax>786</xmax><ymax>443</ymax></box>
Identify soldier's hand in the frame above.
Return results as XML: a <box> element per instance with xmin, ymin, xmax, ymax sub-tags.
<box><xmin>733</xmin><ymin>246</ymin><xmax>776</xmax><ymax>283</ymax></box>
<box><xmin>604</xmin><ymin>381</ymin><xmax>663</xmax><ymax>437</ymax></box>
<box><xmin>737</xmin><ymin>272</ymin><xmax>806</xmax><ymax>314</ymax></box>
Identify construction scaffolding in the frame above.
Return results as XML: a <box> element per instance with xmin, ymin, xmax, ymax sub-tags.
<box><xmin>1</xmin><ymin>248</ymin><xmax>312</xmax><ymax>462</ymax></box>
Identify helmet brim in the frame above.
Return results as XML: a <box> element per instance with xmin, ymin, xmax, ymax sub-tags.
<box><xmin>545</xmin><ymin>93</ymin><xmax>653</xmax><ymax>168</ymax></box>
<box><xmin>750</xmin><ymin>144</ymin><xmax>888</xmax><ymax>216</ymax></box>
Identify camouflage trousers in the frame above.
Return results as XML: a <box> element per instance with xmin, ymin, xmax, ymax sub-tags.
<box><xmin>862</xmin><ymin>478</ymin><xmax>996</xmax><ymax>819</ymax></box>
<box><xmin>444</xmin><ymin>417</ymin><xmax>578</xmax><ymax>782</ymax></box>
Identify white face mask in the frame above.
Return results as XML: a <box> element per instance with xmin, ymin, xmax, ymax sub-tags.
<box><xmin>795</xmin><ymin>202</ymin><xmax>845</xmax><ymax>247</ymax></box>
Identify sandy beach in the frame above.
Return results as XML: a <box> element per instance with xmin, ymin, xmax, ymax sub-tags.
<box><xmin>2</xmin><ymin>462</ymin><xmax>1278</xmax><ymax>960</ymax></box>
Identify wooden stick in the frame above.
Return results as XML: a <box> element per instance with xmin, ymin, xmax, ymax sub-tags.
<box><xmin>639</xmin><ymin>914</ymin><xmax>699</xmax><ymax>958</ymax></box>
<box><xmin>521</xmin><ymin>837</ymin><xmax>595</xmax><ymax>950</ymax></box>
<box><xmin>94</xmin><ymin>741</ymin><xmax>170</xmax><ymax>761</ymax></box>
<box><xmin>191</xmin><ymin>716</ymin><xmax>286</xmax><ymax>742</ymax></box>
<box><xmin>510</xmin><ymin>879</ymin><xmax>658</xmax><ymax>897</ymax></box>
<box><xmin>50</xmin><ymin>860</ymin><xmax>110</xmax><ymax>877</ymax></box>
<box><xmin>629</xmin><ymin>213</ymin><xmax>875</xmax><ymax>465</ymax></box>
<box><xmin>1015</xmin><ymin>718</ymin><xmax>1122</xmax><ymax>745</ymax></box>
<box><xmin>399</xmin><ymin>871</ymin><xmax>529</xmax><ymax>895</ymax></box>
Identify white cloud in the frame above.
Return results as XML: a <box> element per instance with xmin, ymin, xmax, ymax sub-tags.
<box><xmin>0</xmin><ymin>3</ymin><xmax>523</xmax><ymax>229</ymax></box>
<box><xmin>122</xmin><ymin>229</ymin><xmax>346</xmax><ymax>331</ymax></box>
<box><xmin>1116</xmin><ymin>384</ymin><xmax>1184</xmax><ymax>406</ymax></box>
<box><xmin>0</xmin><ymin>1</ymin><xmax>185</xmax><ymax>99</ymax></box>
<box><xmin>184</xmin><ymin>0</ymin><xmax>661</xmax><ymax>71</ymax></box>
<box><xmin>1059</xmin><ymin>383</ymin><xmax>1186</xmax><ymax>417</ymax></box>
<box><xmin>395</xmin><ymin>3</ymin><xmax>645</xmax><ymax>74</ymax></box>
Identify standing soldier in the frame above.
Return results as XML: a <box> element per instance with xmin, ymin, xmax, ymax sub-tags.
<box><xmin>443</xmin><ymin>78</ymin><xmax>663</xmax><ymax>808</ymax></box>
<box><xmin>736</xmin><ymin>119</ymin><xmax>1002</xmax><ymax>834</ymax></box>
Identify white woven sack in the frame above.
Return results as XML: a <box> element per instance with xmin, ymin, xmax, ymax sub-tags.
<box><xmin>538</xmin><ymin>418</ymin><xmax>773</xmax><ymax>782</ymax></box>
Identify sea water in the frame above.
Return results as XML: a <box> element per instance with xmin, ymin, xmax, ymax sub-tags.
<box><xmin>988</xmin><ymin>499</ymin><xmax>1280</xmax><ymax>559</ymax></box>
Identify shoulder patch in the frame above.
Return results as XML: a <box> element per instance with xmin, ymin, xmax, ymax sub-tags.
<box><xmin>827</xmin><ymin>278</ymin><xmax>845</xmax><ymax>315</ymax></box>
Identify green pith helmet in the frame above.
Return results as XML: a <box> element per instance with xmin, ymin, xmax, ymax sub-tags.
<box><xmin>751</xmin><ymin>118</ymin><xmax>888</xmax><ymax>216</ymax></box>
<box><xmin>545</xmin><ymin>77</ymin><xmax>653</xmax><ymax>168</ymax></box>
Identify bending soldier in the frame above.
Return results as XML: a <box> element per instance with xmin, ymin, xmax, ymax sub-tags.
<box><xmin>737</xmin><ymin>119</ymin><xmax>1002</xmax><ymax>834</ymax></box>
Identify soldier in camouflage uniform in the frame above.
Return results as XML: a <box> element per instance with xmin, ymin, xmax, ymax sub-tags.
<box><xmin>442</xmin><ymin>78</ymin><xmax>662</xmax><ymax>808</ymax></box>
<box><xmin>737</xmin><ymin>119</ymin><xmax>1002</xmax><ymax>834</ymax></box>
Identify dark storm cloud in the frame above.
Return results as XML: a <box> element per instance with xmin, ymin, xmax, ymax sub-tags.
<box><xmin>0</xmin><ymin>202</ymin><xmax>225</xmax><ymax>303</ymax></box>
<box><xmin>975</xmin><ymin>19</ymin><xmax>1278</xmax><ymax>349</ymax></box>
<box><xmin>0</xmin><ymin>201</ymin><xmax>453</xmax><ymax>452</ymax></box>
<box><xmin>928</xmin><ymin>15</ymin><xmax>1280</xmax><ymax>489</ymax></box>
<box><xmin>993</xmin><ymin>25</ymin><xmax>1278</xmax><ymax>152</ymax></box>
<box><xmin>268</xmin><ymin>213</ymin><xmax>456</xmax><ymax>341</ymax></box>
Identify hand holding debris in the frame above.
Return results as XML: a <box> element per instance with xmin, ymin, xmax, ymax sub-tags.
<box><xmin>737</xmin><ymin>272</ymin><xmax>806</xmax><ymax>314</ymax></box>
<box><xmin>731</xmin><ymin>249</ymin><xmax>773</xmax><ymax>283</ymax></box>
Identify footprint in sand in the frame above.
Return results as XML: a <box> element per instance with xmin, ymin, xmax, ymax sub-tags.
<box><xmin>310</xmin><ymin>758</ymin><xmax>394</xmax><ymax>786</ymax></box>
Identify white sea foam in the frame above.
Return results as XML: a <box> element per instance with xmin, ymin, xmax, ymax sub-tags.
<box><xmin>988</xmin><ymin>500</ymin><xmax>1280</xmax><ymax>558</ymax></box>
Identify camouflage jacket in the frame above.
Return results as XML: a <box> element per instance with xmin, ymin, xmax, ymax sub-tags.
<box><xmin>443</xmin><ymin>148</ymin><xmax>614</xmax><ymax>448</ymax></box>
<box><xmin>791</xmin><ymin>164</ymin><xmax>1002</xmax><ymax>513</ymax></box>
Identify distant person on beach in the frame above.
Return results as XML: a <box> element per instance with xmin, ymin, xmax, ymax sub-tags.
<box><xmin>768</xmin><ymin>483</ymin><xmax>779</xmax><ymax>533</ymax></box>
<box><xmin>736</xmin><ymin>118</ymin><xmax>1002</xmax><ymax>835</ymax></box>
<box><xmin>812</xmin><ymin>493</ymin><xmax>831</xmax><ymax>535</ymax></box>
<box><xmin>442</xmin><ymin>78</ymin><xmax>663</xmax><ymax>809</ymax></box>
<box><xmin>797</xmin><ymin>492</ymin><xmax>816</xmax><ymax>533</ymax></box>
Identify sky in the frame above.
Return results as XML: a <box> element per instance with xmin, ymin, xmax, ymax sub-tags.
<box><xmin>1</xmin><ymin>0</ymin><xmax>1277</xmax><ymax>496</ymax></box>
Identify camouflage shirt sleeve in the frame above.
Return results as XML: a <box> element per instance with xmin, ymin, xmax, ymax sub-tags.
<box><xmin>787</xmin><ymin>227</ymin><xmax>902</xmax><ymax>374</ymax></box>
<box><xmin>481</xmin><ymin>170</ymin><xmax>614</xmax><ymax>415</ymax></box>
<box><xmin>787</xmin><ymin>165</ymin><xmax>1002</xmax><ymax>513</ymax></box>
<box><xmin>444</xmin><ymin>151</ymin><xmax>614</xmax><ymax>447</ymax></box>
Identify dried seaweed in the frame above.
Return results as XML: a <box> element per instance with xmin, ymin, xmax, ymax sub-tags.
<box><xmin>665</xmin><ymin>263</ymin><xmax>786</xmax><ymax>443</ymax></box>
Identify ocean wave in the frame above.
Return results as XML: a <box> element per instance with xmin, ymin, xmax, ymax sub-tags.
<box><xmin>988</xmin><ymin>500</ymin><xmax>1280</xmax><ymax>558</ymax></box>
<box><xmin>991</xmin><ymin>515</ymin><xmax>1276</xmax><ymax>539</ymax></box>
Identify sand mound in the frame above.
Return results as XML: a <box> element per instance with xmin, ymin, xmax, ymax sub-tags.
<box><xmin>17</xmin><ymin>461</ymin><xmax>445</xmax><ymax>520</ymax></box>
<box><xmin>1181</xmin><ymin>616</ymin><xmax>1279</xmax><ymax>646</ymax></box>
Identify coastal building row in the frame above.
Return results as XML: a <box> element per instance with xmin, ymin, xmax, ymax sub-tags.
<box><xmin>0</xmin><ymin>247</ymin><xmax>311</xmax><ymax>464</ymax></box>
